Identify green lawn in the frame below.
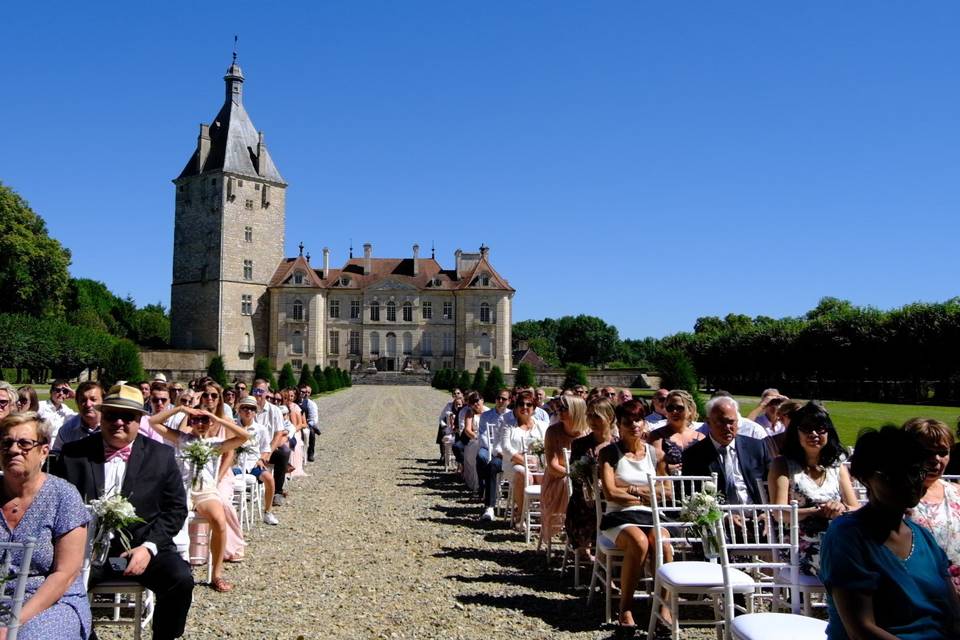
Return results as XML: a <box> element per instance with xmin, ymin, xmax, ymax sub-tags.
<box><xmin>628</xmin><ymin>388</ymin><xmax>959</xmax><ymax>445</ymax></box>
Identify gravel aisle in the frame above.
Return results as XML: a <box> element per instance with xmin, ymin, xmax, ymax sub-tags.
<box><xmin>98</xmin><ymin>386</ymin><xmax>633</xmax><ymax>639</ymax></box>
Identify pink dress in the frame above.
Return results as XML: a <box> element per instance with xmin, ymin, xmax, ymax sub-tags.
<box><xmin>286</xmin><ymin>403</ymin><xmax>309</xmax><ymax>479</ymax></box>
<box><xmin>216</xmin><ymin>465</ymin><xmax>247</xmax><ymax>561</ymax></box>
<box><xmin>539</xmin><ymin>424</ymin><xmax>577</xmax><ymax>544</ymax></box>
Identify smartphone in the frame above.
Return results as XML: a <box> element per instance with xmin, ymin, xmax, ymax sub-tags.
<box><xmin>109</xmin><ymin>557</ymin><xmax>128</xmax><ymax>573</ymax></box>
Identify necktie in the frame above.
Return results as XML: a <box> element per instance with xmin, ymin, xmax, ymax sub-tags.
<box><xmin>105</xmin><ymin>444</ymin><xmax>132</xmax><ymax>462</ymax></box>
<box><xmin>718</xmin><ymin>445</ymin><xmax>741</xmax><ymax>504</ymax></box>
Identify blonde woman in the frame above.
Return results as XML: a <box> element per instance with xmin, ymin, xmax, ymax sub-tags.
<box><xmin>539</xmin><ymin>395</ymin><xmax>588</xmax><ymax>547</ymax></box>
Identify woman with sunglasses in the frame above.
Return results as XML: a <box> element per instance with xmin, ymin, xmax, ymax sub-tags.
<box><xmin>768</xmin><ymin>402</ymin><xmax>858</xmax><ymax>577</ymax></box>
<box><xmin>820</xmin><ymin>426</ymin><xmax>960</xmax><ymax>639</ymax></box>
<box><xmin>648</xmin><ymin>390</ymin><xmax>704</xmax><ymax>474</ymax></box>
<box><xmin>539</xmin><ymin>394</ymin><xmax>588</xmax><ymax>547</ymax></box>
<box><xmin>500</xmin><ymin>389</ymin><xmax>547</xmax><ymax>528</ymax></box>
<box><xmin>148</xmin><ymin>398</ymin><xmax>249</xmax><ymax>592</ymax></box>
<box><xmin>16</xmin><ymin>385</ymin><xmax>39</xmax><ymax>413</ymax></box>
<box><xmin>565</xmin><ymin>398</ymin><xmax>618</xmax><ymax>553</ymax></box>
<box><xmin>903</xmin><ymin>418</ymin><xmax>960</xmax><ymax>595</ymax></box>
<box><xmin>281</xmin><ymin>389</ymin><xmax>309</xmax><ymax>480</ymax></box>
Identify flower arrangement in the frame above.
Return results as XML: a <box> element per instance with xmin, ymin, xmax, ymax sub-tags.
<box><xmin>233</xmin><ymin>439</ymin><xmax>259</xmax><ymax>468</ymax></box>
<box><xmin>88</xmin><ymin>492</ymin><xmax>145</xmax><ymax>567</ymax></box>
<box><xmin>679</xmin><ymin>481</ymin><xmax>724</xmax><ymax>557</ymax></box>
<box><xmin>569</xmin><ymin>455</ymin><xmax>597</xmax><ymax>500</ymax></box>
<box><xmin>180</xmin><ymin>439</ymin><xmax>217</xmax><ymax>489</ymax></box>
<box><xmin>528</xmin><ymin>438</ymin><xmax>546</xmax><ymax>467</ymax></box>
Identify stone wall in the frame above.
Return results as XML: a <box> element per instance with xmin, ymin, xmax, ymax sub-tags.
<box><xmin>504</xmin><ymin>369</ymin><xmax>656</xmax><ymax>390</ymax></box>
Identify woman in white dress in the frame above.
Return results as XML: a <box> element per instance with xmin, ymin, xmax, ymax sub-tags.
<box><xmin>598</xmin><ymin>399</ymin><xmax>668</xmax><ymax>631</ymax></box>
<box><xmin>500</xmin><ymin>389</ymin><xmax>547</xmax><ymax>527</ymax></box>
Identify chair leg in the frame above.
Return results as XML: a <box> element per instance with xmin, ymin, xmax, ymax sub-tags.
<box><xmin>574</xmin><ymin>549</ymin><xmax>581</xmax><ymax>589</ymax></box>
<box><xmin>605</xmin><ymin>555</ymin><xmax>614</xmax><ymax>624</ymax></box>
<box><xmin>647</xmin><ymin>579</ymin><xmax>662</xmax><ymax>639</ymax></box>
<box><xmin>133</xmin><ymin>592</ymin><xmax>143</xmax><ymax>640</ymax></box>
<box><xmin>587</xmin><ymin>553</ymin><xmax>600</xmax><ymax>605</ymax></box>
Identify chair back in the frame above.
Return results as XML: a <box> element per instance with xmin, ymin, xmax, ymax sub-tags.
<box><xmin>81</xmin><ymin>508</ymin><xmax>98</xmax><ymax>590</ymax></box>
<box><xmin>521</xmin><ymin>441</ymin><xmax>543</xmax><ymax>485</ymax></box>
<box><xmin>647</xmin><ymin>473</ymin><xmax>718</xmax><ymax>569</ymax></box>
<box><xmin>717</xmin><ymin>501</ymin><xmax>801</xmax><ymax>628</ymax></box>
<box><xmin>0</xmin><ymin>537</ymin><xmax>38</xmax><ymax>640</ymax></box>
<box><xmin>562</xmin><ymin>448</ymin><xmax>573</xmax><ymax>499</ymax></box>
<box><xmin>842</xmin><ymin>460</ymin><xmax>868</xmax><ymax>503</ymax></box>
<box><xmin>941</xmin><ymin>474</ymin><xmax>960</xmax><ymax>484</ymax></box>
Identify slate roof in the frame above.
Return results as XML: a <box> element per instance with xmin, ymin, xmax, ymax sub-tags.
<box><xmin>176</xmin><ymin>62</ymin><xmax>285</xmax><ymax>184</ymax></box>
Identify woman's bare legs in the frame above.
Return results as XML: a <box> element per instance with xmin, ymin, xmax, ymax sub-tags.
<box><xmin>195</xmin><ymin>499</ymin><xmax>228</xmax><ymax>581</ymax></box>
<box><xmin>615</xmin><ymin>526</ymin><xmax>651</xmax><ymax>626</ymax></box>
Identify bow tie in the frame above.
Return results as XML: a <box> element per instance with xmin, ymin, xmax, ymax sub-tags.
<box><xmin>104</xmin><ymin>444</ymin><xmax>132</xmax><ymax>462</ymax></box>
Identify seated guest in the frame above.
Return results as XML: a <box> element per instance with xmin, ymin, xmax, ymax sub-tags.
<box><xmin>903</xmin><ymin>418</ymin><xmax>960</xmax><ymax>593</ymax></box>
<box><xmin>539</xmin><ymin>395</ymin><xmax>588</xmax><ymax>548</ymax></box>
<box><xmin>767</xmin><ymin>402</ymin><xmax>859</xmax><ymax>576</ymax></box>
<box><xmin>252</xmin><ymin>379</ymin><xmax>291</xmax><ymax>507</ymax></box>
<box><xmin>447</xmin><ymin>395</ymin><xmax>467</xmax><ymax>468</ymax></box>
<box><xmin>234</xmin><ymin>396</ymin><xmax>280</xmax><ymax>525</ymax></box>
<box><xmin>51</xmin><ymin>381</ymin><xmax>103</xmax><ymax>455</ymax></box>
<box><xmin>682</xmin><ymin>395</ymin><xmax>771</xmax><ymax>504</ymax></box>
<box><xmin>15</xmin><ymin>385</ymin><xmax>39</xmax><ymax>413</ymax></box>
<box><xmin>766</xmin><ymin>399</ymin><xmax>804</xmax><ymax>456</ymax></box>
<box><xmin>37</xmin><ymin>380</ymin><xmax>76</xmax><ymax>444</ymax></box>
<box><xmin>460</xmin><ymin>392</ymin><xmax>485</xmax><ymax>494</ymax></box>
<box><xmin>820</xmin><ymin>426</ymin><xmax>960</xmax><ymax>639</ymax></box>
<box><xmin>0</xmin><ymin>383</ymin><xmax>17</xmax><ymax>421</ymax></box>
<box><xmin>148</xmin><ymin>400</ymin><xmax>249</xmax><ymax>592</ymax></box>
<box><xmin>755</xmin><ymin>394</ymin><xmax>788</xmax><ymax>437</ymax></box>
<box><xmin>0</xmin><ymin>412</ymin><xmax>91</xmax><ymax>639</ymax></box>
<box><xmin>476</xmin><ymin>389</ymin><xmax>513</xmax><ymax>520</ymax></box>
<box><xmin>645</xmin><ymin>388</ymin><xmax>670</xmax><ymax>427</ymax></box>
<box><xmin>598</xmin><ymin>399</ymin><xmax>669</xmax><ymax>631</ymax></box>
<box><xmin>617</xmin><ymin>389</ymin><xmax>633</xmax><ymax>405</ymax></box>
<box><xmin>565</xmin><ymin>398</ymin><xmax>619</xmax><ymax>552</ymax></box>
<box><xmin>436</xmin><ymin>389</ymin><xmax>464</xmax><ymax>461</ymax></box>
<box><xmin>53</xmin><ymin>384</ymin><xmax>194</xmax><ymax>640</ymax></box>
<box><xmin>648</xmin><ymin>390</ymin><xmax>705</xmax><ymax>474</ymax></box>
<box><xmin>500</xmin><ymin>389</ymin><xmax>547</xmax><ymax>528</ymax></box>
<box><xmin>697</xmin><ymin>392</ymin><xmax>768</xmax><ymax>439</ymax></box>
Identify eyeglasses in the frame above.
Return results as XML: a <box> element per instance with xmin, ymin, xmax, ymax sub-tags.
<box><xmin>798</xmin><ymin>425</ymin><xmax>828</xmax><ymax>435</ymax></box>
<box><xmin>516</xmin><ymin>401</ymin><xmax>535</xmax><ymax>409</ymax></box>
<box><xmin>188</xmin><ymin>417</ymin><xmax>211</xmax><ymax>425</ymax></box>
<box><xmin>150</xmin><ymin>397</ymin><xmax>169</xmax><ymax>404</ymax></box>
<box><xmin>0</xmin><ymin>438</ymin><xmax>45</xmax><ymax>452</ymax></box>
<box><xmin>665</xmin><ymin>404</ymin><xmax>685</xmax><ymax>413</ymax></box>
<box><xmin>52</xmin><ymin>387</ymin><xmax>70</xmax><ymax>395</ymax></box>
<box><xmin>252</xmin><ymin>388</ymin><xmax>265</xmax><ymax>396</ymax></box>
<box><xmin>201</xmin><ymin>392</ymin><xmax>219</xmax><ymax>400</ymax></box>
<box><xmin>239</xmin><ymin>406</ymin><xmax>256</xmax><ymax>413</ymax></box>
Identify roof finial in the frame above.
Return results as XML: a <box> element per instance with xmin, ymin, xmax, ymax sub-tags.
<box><xmin>349</xmin><ymin>239</ymin><xmax>354</xmax><ymax>259</ymax></box>
<box><xmin>233</xmin><ymin>35</ymin><xmax>238</xmax><ymax>63</ymax></box>
<box><xmin>298</xmin><ymin>241</ymin><xmax>304</xmax><ymax>256</ymax></box>
<box><xmin>305</xmin><ymin>251</ymin><xmax>311</xmax><ymax>263</ymax></box>
<box><xmin>431</xmin><ymin>241</ymin><xmax>435</xmax><ymax>259</ymax></box>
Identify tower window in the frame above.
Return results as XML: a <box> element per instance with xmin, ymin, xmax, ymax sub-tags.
<box><xmin>255</xmin><ymin>183</ymin><xmax>260</xmax><ymax>191</ymax></box>
<box><xmin>329</xmin><ymin>300</ymin><xmax>340</xmax><ymax>319</ymax></box>
<box><xmin>241</xmin><ymin>295</ymin><xmax>253</xmax><ymax>316</ymax></box>
<box><xmin>245</xmin><ymin>199</ymin><xmax>254</xmax><ymax>210</ymax></box>
<box><xmin>238</xmin><ymin>180</ymin><xmax>244</xmax><ymax>187</ymax></box>
<box><xmin>479</xmin><ymin>302</ymin><xmax>491</xmax><ymax>323</ymax></box>
<box><xmin>293</xmin><ymin>271</ymin><xmax>304</xmax><ymax>285</ymax></box>
<box><xmin>349</xmin><ymin>330</ymin><xmax>361</xmax><ymax>355</ymax></box>
<box><xmin>244</xmin><ymin>226</ymin><xmax>253</xmax><ymax>242</ymax></box>
<box><xmin>292</xmin><ymin>299</ymin><xmax>304</xmax><ymax>321</ymax></box>
<box><xmin>328</xmin><ymin>330</ymin><xmax>340</xmax><ymax>355</ymax></box>
<box><xmin>243</xmin><ymin>260</ymin><xmax>253</xmax><ymax>280</ymax></box>
<box><xmin>210</xmin><ymin>179</ymin><xmax>216</xmax><ymax>186</ymax></box>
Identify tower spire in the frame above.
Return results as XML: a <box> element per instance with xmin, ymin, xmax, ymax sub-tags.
<box><xmin>233</xmin><ymin>35</ymin><xmax>238</xmax><ymax>63</ymax></box>
<box><xmin>224</xmin><ymin>38</ymin><xmax>244</xmax><ymax>105</ymax></box>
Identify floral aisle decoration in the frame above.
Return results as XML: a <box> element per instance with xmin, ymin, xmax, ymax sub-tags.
<box><xmin>180</xmin><ymin>439</ymin><xmax>217</xmax><ymax>490</ymax></box>
<box><xmin>568</xmin><ymin>455</ymin><xmax>597</xmax><ymax>501</ymax></box>
<box><xmin>88</xmin><ymin>492</ymin><xmax>145</xmax><ymax>567</ymax></box>
<box><xmin>679</xmin><ymin>481</ymin><xmax>724</xmax><ymax>559</ymax></box>
<box><xmin>528</xmin><ymin>438</ymin><xmax>546</xmax><ymax>467</ymax></box>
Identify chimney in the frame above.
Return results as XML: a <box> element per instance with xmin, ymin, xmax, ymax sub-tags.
<box><xmin>412</xmin><ymin>244</ymin><xmax>420</xmax><ymax>276</ymax></box>
<box><xmin>454</xmin><ymin>249</ymin><xmax>463</xmax><ymax>279</ymax></box>
<box><xmin>363</xmin><ymin>243</ymin><xmax>372</xmax><ymax>275</ymax></box>
<box><xmin>197</xmin><ymin>124</ymin><xmax>211</xmax><ymax>173</ymax></box>
<box><xmin>255</xmin><ymin>131</ymin><xmax>266</xmax><ymax>176</ymax></box>
<box><xmin>322</xmin><ymin>247</ymin><xmax>330</xmax><ymax>280</ymax></box>
<box><xmin>480</xmin><ymin>243</ymin><xmax>489</xmax><ymax>259</ymax></box>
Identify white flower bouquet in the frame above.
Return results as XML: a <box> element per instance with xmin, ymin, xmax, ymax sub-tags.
<box><xmin>569</xmin><ymin>455</ymin><xmax>597</xmax><ymax>500</ymax></box>
<box><xmin>88</xmin><ymin>492</ymin><xmax>145</xmax><ymax>567</ymax></box>
<box><xmin>679</xmin><ymin>481</ymin><xmax>724</xmax><ymax>558</ymax></box>
<box><xmin>180</xmin><ymin>439</ymin><xmax>217</xmax><ymax>489</ymax></box>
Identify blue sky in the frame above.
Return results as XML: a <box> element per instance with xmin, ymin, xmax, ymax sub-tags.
<box><xmin>2</xmin><ymin>2</ymin><xmax>958</xmax><ymax>339</ymax></box>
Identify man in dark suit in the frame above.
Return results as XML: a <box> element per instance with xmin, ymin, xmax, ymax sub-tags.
<box><xmin>682</xmin><ymin>395</ymin><xmax>771</xmax><ymax>504</ymax></box>
<box><xmin>52</xmin><ymin>384</ymin><xmax>194</xmax><ymax>640</ymax></box>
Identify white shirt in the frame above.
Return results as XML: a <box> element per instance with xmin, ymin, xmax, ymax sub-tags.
<box><xmin>534</xmin><ymin>407</ymin><xmax>550</xmax><ymax>429</ymax></box>
<box><xmin>477</xmin><ymin>408</ymin><xmax>514</xmax><ymax>456</ymax></box>
<box><xmin>237</xmin><ymin>423</ymin><xmax>271</xmax><ymax>472</ymax></box>
<box><xmin>710</xmin><ymin>436</ymin><xmax>749</xmax><ymax>504</ymax></box>
<box><xmin>255</xmin><ymin>402</ymin><xmax>286</xmax><ymax>438</ymax></box>
<box><xmin>696</xmin><ymin>418</ymin><xmax>768</xmax><ymax>440</ymax></box>
<box><xmin>500</xmin><ymin>421</ymin><xmax>547</xmax><ymax>464</ymax></box>
<box><xmin>38</xmin><ymin>400</ymin><xmax>76</xmax><ymax>441</ymax></box>
<box><xmin>102</xmin><ymin>437</ymin><xmax>158</xmax><ymax>557</ymax></box>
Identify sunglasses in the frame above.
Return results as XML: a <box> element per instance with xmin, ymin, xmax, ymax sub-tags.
<box><xmin>102</xmin><ymin>411</ymin><xmax>141</xmax><ymax>423</ymax></box>
<box><xmin>239</xmin><ymin>406</ymin><xmax>256</xmax><ymax>413</ymax></box>
<box><xmin>798</xmin><ymin>425</ymin><xmax>828</xmax><ymax>435</ymax></box>
<box><xmin>201</xmin><ymin>392</ymin><xmax>219</xmax><ymax>400</ymax></box>
<box><xmin>252</xmin><ymin>388</ymin><xmax>265</xmax><ymax>396</ymax></box>
<box><xmin>0</xmin><ymin>438</ymin><xmax>45</xmax><ymax>452</ymax></box>
<box><xmin>188</xmin><ymin>416</ymin><xmax>211</xmax><ymax>425</ymax></box>
<box><xmin>52</xmin><ymin>387</ymin><xmax>70</xmax><ymax>395</ymax></box>
<box><xmin>665</xmin><ymin>404</ymin><xmax>685</xmax><ymax>413</ymax></box>
<box><xmin>516</xmin><ymin>401</ymin><xmax>535</xmax><ymax>409</ymax></box>
<box><xmin>150</xmin><ymin>397</ymin><xmax>169</xmax><ymax>404</ymax></box>
<box><xmin>0</xmin><ymin>400</ymin><xmax>9</xmax><ymax>410</ymax></box>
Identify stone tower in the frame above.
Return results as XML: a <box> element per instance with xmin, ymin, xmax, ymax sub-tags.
<box><xmin>170</xmin><ymin>57</ymin><xmax>287</xmax><ymax>372</ymax></box>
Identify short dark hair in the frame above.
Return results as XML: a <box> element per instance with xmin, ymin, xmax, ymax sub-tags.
<box><xmin>849</xmin><ymin>425</ymin><xmax>926</xmax><ymax>483</ymax></box>
<box><xmin>466</xmin><ymin>391</ymin><xmax>482</xmax><ymax>405</ymax></box>
<box><xmin>615</xmin><ymin>398</ymin><xmax>648</xmax><ymax>424</ymax></box>
<box><xmin>780</xmin><ymin>402</ymin><xmax>845</xmax><ymax>468</ymax></box>
<box><xmin>50</xmin><ymin>379</ymin><xmax>70</xmax><ymax>392</ymax></box>
<box><xmin>150</xmin><ymin>380</ymin><xmax>168</xmax><ymax>393</ymax></box>
<box><xmin>75</xmin><ymin>381</ymin><xmax>103</xmax><ymax>398</ymax></box>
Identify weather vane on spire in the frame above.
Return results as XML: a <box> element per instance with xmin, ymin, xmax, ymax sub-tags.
<box><xmin>233</xmin><ymin>35</ymin><xmax>238</xmax><ymax>63</ymax></box>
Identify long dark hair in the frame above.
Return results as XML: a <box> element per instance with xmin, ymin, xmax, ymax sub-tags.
<box><xmin>780</xmin><ymin>401</ymin><xmax>845</xmax><ymax>468</ymax></box>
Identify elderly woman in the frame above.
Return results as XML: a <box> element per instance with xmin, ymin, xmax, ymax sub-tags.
<box><xmin>767</xmin><ymin>402</ymin><xmax>859</xmax><ymax>576</ymax></box>
<box><xmin>565</xmin><ymin>397</ymin><xmax>618</xmax><ymax>552</ymax></box>
<box><xmin>598</xmin><ymin>399</ymin><xmax>669</xmax><ymax>631</ymax></box>
<box><xmin>0</xmin><ymin>412</ymin><xmax>91</xmax><ymax>639</ymax></box>
<box><xmin>903</xmin><ymin>418</ymin><xmax>960</xmax><ymax>594</ymax></box>
<box><xmin>0</xmin><ymin>383</ymin><xmax>18</xmax><ymax>421</ymax></box>
<box><xmin>538</xmin><ymin>395</ymin><xmax>588</xmax><ymax>548</ymax></box>
<box><xmin>820</xmin><ymin>426</ymin><xmax>960</xmax><ymax>639</ymax></box>
<box><xmin>500</xmin><ymin>389</ymin><xmax>547</xmax><ymax>528</ymax></box>
<box><xmin>648</xmin><ymin>390</ymin><xmax>704</xmax><ymax>474</ymax></box>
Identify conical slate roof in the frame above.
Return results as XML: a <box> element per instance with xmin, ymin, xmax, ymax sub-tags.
<box><xmin>176</xmin><ymin>61</ymin><xmax>285</xmax><ymax>184</ymax></box>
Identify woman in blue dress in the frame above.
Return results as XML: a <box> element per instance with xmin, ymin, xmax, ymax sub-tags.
<box><xmin>820</xmin><ymin>426</ymin><xmax>960</xmax><ymax>639</ymax></box>
<box><xmin>0</xmin><ymin>412</ymin><xmax>91</xmax><ymax>639</ymax></box>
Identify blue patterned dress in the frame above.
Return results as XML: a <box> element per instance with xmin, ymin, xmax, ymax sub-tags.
<box><xmin>0</xmin><ymin>475</ymin><xmax>91</xmax><ymax>639</ymax></box>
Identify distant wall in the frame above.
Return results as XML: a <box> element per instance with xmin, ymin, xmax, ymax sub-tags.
<box><xmin>504</xmin><ymin>369</ymin><xmax>656</xmax><ymax>390</ymax></box>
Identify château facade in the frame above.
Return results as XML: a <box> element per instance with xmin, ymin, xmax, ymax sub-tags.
<box><xmin>169</xmin><ymin>59</ymin><xmax>514</xmax><ymax>377</ymax></box>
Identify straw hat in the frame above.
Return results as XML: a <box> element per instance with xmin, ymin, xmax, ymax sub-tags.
<box><xmin>97</xmin><ymin>384</ymin><xmax>147</xmax><ymax>414</ymax></box>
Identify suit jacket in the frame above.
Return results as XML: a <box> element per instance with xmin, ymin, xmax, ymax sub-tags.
<box><xmin>681</xmin><ymin>434</ymin><xmax>771</xmax><ymax>504</ymax></box>
<box><xmin>52</xmin><ymin>433</ymin><xmax>188</xmax><ymax>553</ymax></box>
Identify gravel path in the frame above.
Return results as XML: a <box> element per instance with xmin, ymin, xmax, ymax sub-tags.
<box><xmin>98</xmin><ymin>386</ymin><xmax>674</xmax><ymax>639</ymax></box>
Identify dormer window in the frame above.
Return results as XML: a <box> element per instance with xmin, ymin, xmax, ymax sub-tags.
<box><xmin>432</xmin><ymin>277</ymin><xmax>442</xmax><ymax>287</ymax></box>
<box><xmin>293</xmin><ymin>271</ymin><xmax>304</xmax><ymax>285</ymax></box>
<box><xmin>339</xmin><ymin>276</ymin><xmax>351</xmax><ymax>287</ymax></box>
<box><xmin>480</xmin><ymin>273</ymin><xmax>490</xmax><ymax>286</ymax></box>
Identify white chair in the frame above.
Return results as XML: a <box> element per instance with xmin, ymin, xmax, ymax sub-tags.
<box><xmin>520</xmin><ymin>443</ymin><xmax>543</xmax><ymax>544</ymax></box>
<box><xmin>231</xmin><ymin>473</ymin><xmax>252</xmax><ymax>531</ymax></box>
<box><xmin>559</xmin><ymin>448</ymin><xmax>591</xmax><ymax>588</ymax></box>
<box><xmin>585</xmin><ymin>475</ymin><xmax>626</xmax><ymax>624</ymax></box>
<box><xmin>0</xmin><ymin>537</ymin><xmax>38</xmax><ymax>640</ymax></box>
<box><xmin>441</xmin><ymin>438</ymin><xmax>456</xmax><ymax>472</ymax></box>
<box><xmin>941</xmin><ymin>474</ymin><xmax>960</xmax><ymax>483</ymax></box>
<box><xmin>540</xmin><ymin>448</ymin><xmax>571</xmax><ymax>562</ymax></box>
<box><xmin>83</xmin><ymin>513</ymin><xmax>154</xmax><ymax>640</ymax></box>
<box><xmin>842</xmin><ymin>461</ymin><xmax>868</xmax><ymax>504</ymax></box>
<box><xmin>718</xmin><ymin>504</ymin><xmax>827</xmax><ymax>640</ymax></box>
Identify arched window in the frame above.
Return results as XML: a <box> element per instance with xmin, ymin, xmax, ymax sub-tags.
<box><xmin>402</xmin><ymin>332</ymin><xmax>412</xmax><ymax>355</ymax></box>
<box><xmin>479</xmin><ymin>302</ymin><xmax>491</xmax><ymax>323</ymax></box>
<box><xmin>292</xmin><ymin>330</ymin><xmax>304</xmax><ymax>354</ymax></box>
<box><xmin>292</xmin><ymin>299</ymin><xmax>304</xmax><ymax>321</ymax></box>
<box><xmin>421</xmin><ymin>333</ymin><xmax>432</xmax><ymax>355</ymax></box>
<box><xmin>479</xmin><ymin>333</ymin><xmax>491</xmax><ymax>357</ymax></box>
<box><xmin>402</xmin><ymin>301</ymin><xmax>413</xmax><ymax>322</ymax></box>
<box><xmin>386</xmin><ymin>301</ymin><xmax>397</xmax><ymax>322</ymax></box>
<box><xmin>370</xmin><ymin>331</ymin><xmax>380</xmax><ymax>355</ymax></box>
<box><xmin>385</xmin><ymin>332</ymin><xmax>397</xmax><ymax>356</ymax></box>
<box><xmin>370</xmin><ymin>300</ymin><xmax>380</xmax><ymax>321</ymax></box>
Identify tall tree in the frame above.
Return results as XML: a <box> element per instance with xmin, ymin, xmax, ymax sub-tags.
<box><xmin>298</xmin><ymin>364</ymin><xmax>318</xmax><ymax>393</ymax></box>
<box><xmin>515</xmin><ymin>362</ymin><xmax>537</xmax><ymax>388</ymax></box>
<box><xmin>483</xmin><ymin>366</ymin><xmax>506</xmax><ymax>402</ymax></box>
<box><xmin>254</xmin><ymin>357</ymin><xmax>277</xmax><ymax>390</ymax></box>
<box><xmin>555</xmin><ymin>315</ymin><xmax>619</xmax><ymax>366</ymax></box>
<box><xmin>278</xmin><ymin>363</ymin><xmax>297</xmax><ymax>389</ymax></box>
<box><xmin>101</xmin><ymin>339</ymin><xmax>145</xmax><ymax>388</ymax></box>
<box><xmin>471</xmin><ymin>366</ymin><xmax>486</xmax><ymax>393</ymax></box>
<box><xmin>207</xmin><ymin>355</ymin><xmax>228</xmax><ymax>387</ymax></box>
<box><xmin>0</xmin><ymin>183</ymin><xmax>72</xmax><ymax>318</ymax></box>
<box><xmin>562</xmin><ymin>364</ymin><xmax>589</xmax><ymax>390</ymax></box>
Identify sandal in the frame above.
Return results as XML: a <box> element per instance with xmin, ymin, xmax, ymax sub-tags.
<box><xmin>210</xmin><ymin>577</ymin><xmax>233</xmax><ymax>593</ymax></box>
